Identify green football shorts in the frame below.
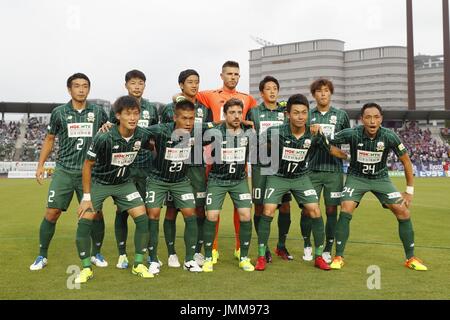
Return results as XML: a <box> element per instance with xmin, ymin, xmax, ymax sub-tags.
<box><xmin>341</xmin><ymin>175</ymin><xmax>403</xmax><ymax>205</ymax></box>
<box><xmin>91</xmin><ymin>181</ymin><xmax>144</xmax><ymax>212</ymax></box>
<box><xmin>263</xmin><ymin>175</ymin><xmax>319</xmax><ymax>206</ymax></box>
<box><xmin>206</xmin><ymin>178</ymin><xmax>252</xmax><ymax>211</ymax></box>
<box><xmin>46</xmin><ymin>167</ymin><xmax>82</xmax><ymax>211</ymax></box>
<box><xmin>251</xmin><ymin>165</ymin><xmax>291</xmax><ymax>205</ymax></box>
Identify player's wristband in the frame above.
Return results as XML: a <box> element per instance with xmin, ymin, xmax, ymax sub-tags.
<box><xmin>82</xmin><ymin>193</ymin><xmax>91</xmax><ymax>201</ymax></box>
<box><xmin>405</xmin><ymin>186</ymin><xmax>414</xmax><ymax>195</ymax></box>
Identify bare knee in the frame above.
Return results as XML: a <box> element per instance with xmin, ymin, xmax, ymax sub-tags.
<box><xmin>45</xmin><ymin>208</ymin><xmax>62</xmax><ymax>223</ymax></box>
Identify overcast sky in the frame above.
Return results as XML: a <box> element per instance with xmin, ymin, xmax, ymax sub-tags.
<box><xmin>0</xmin><ymin>0</ymin><xmax>447</xmax><ymax>105</ymax></box>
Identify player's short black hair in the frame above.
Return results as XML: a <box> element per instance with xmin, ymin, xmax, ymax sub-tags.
<box><xmin>125</xmin><ymin>69</ymin><xmax>146</xmax><ymax>83</ymax></box>
<box><xmin>113</xmin><ymin>95</ymin><xmax>140</xmax><ymax>114</ymax></box>
<box><xmin>310</xmin><ymin>78</ymin><xmax>334</xmax><ymax>95</ymax></box>
<box><xmin>259</xmin><ymin>75</ymin><xmax>280</xmax><ymax>92</ymax></box>
<box><xmin>175</xmin><ymin>99</ymin><xmax>195</xmax><ymax>114</ymax></box>
<box><xmin>222</xmin><ymin>60</ymin><xmax>240</xmax><ymax>69</ymax></box>
<box><xmin>286</xmin><ymin>94</ymin><xmax>309</xmax><ymax>112</ymax></box>
<box><xmin>223</xmin><ymin>98</ymin><xmax>243</xmax><ymax>114</ymax></box>
<box><xmin>178</xmin><ymin>69</ymin><xmax>199</xmax><ymax>84</ymax></box>
<box><xmin>361</xmin><ymin>102</ymin><xmax>383</xmax><ymax>116</ymax></box>
<box><xmin>67</xmin><ymin>73</ymin><xmax>90</xmax><ymax>88</ymax></box>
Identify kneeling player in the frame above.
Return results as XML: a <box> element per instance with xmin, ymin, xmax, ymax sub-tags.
<box><xmin>75</xmin><ymin>96</ymin><xmax>154</xmax><ymax>283</ymax></box>
<box><xmin>326</xmin><ymin>103</ymin><xmax>427</xmax><ymax>271</ymax></box>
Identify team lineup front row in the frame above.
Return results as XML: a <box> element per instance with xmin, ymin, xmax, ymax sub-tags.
<box><xmin>30</xmin><ymin>64</ymin><xmax>428</xmax><ymax>284</ymax></box>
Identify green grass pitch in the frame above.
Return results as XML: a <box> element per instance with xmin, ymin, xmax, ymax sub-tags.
<box><xmin>1</xmin><ymin>177</ymin><xmax>449</xmax><ymax>300</ymax></box>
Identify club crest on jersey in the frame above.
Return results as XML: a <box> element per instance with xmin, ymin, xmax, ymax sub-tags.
<box><xmin>87</xmin><ymin>112</ymin><xmax>95</xmax><ymax>122</ymax></box>
<box><xmin>133</xmin><ymin>141</ymin><xmax>141</xmax><ymax>151</ymax></box>
<box><xmin>277</xmin><ymin>112</ymin><xmax>284</xmax><ymax>121</ymax></box>
<box><xmin>197</xmin><ymin>108</ymin><xmax>203</xmax><ymax>118</ymax></box>
<box><xmin>240</xmin><ymin>137</ymin><xmax>248</xmax><ymax>146</ymax></box>
<box><xmin>189</xmin><ymin>137</ymin><xmax>195</xmax><ymax>147</ymax></box>
<box><xmin>330</xmin><ymin>115</ymin><xmax>337</xmax><ymax>124</ymax></box>
<box><xmin>376</xmin><ymin>141</ymin><xmax>385</xmax><ymax>151</ymax></box>
<box><xmin>304</xmin><ymin>139</ymin><xmax>311</xmax><ymax>149</ymax></box>
<box><xmin>143</xmin><ymin>110</ymin><xmax>150</xmax><ymax>119</ymax></box>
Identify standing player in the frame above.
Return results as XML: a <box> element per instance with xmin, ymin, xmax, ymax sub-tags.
<box><xmin>160</xmin><ymin>69</ymin><xmax>212</xmax><ymax>268</ymax></box>
<box><xmin>300</xmin><ymin>79</ymin><xmax>350</xmax><ymax>263</ymax></box>
<box><xmin>110</xmin><ymin>70</ymin><xmax>159</xmax><ymax>269</ymax></box>
<box><xmin>196</xmin><ymin>60</ymin><xmax>257</xmax><ymax>262</ymax></box>
<box><xmin>201</xmin><ymin>98</ymin><xmax>255</xmax><ymax>272</ymax></box>
<box><xmin>254</xmin><ymin>94</ymin><xmax>347</xmax><ymax>271</ymax></box>
<box><xmin>144</xmin><ymin>99</ymin><xmax>213</xmax><ymax>274</ymax></box>
<box><xmin>246</xmin><ymin>76</ymin><xmax>293</xmax><ymax>262</ymax></box>
<box><xmin>326</xmin><ymin>103</ymin><xmax>427</xmax><ymax>271</ymax></box>
<box><xmin>75</xmin><ymin>95</ymin><xmax>153</xmax><ymax>283</ymax></box>
<box><xmin>30</xmin><ymin>73</ymin><xmax>108</xmax><ymax>271</ymax></box>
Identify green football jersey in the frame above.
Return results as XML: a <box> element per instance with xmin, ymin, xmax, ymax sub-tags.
<box><xmin>109</xmin><ymin>98</ymin><xmax>159</xmax><ymax>168</ymax></box>
<box><xmin>86</xmin><ymin>126</ymin><xmax>151</xmax><ymax>185</ymax></box>
<box><xmin>246</xmin><ymin>102</ymin><xmax>287</xmax><ymax>166</ymax></box>
<box><xmin>329</xmin><ymin>125</ymin><xmax>407</xmax><ymax>179</ymax></box>
<box><xmin>207</xmin><ymin>123</ymin><xmax>252</xmax><ymax>182</ymax></box>
<box><xmin>144</xmin><ymin>122</ymin><xmax>213</xmax><ymax>183</ymax></box>
<box><xmin>47</xmin><ymin>101</ymin><xmax>108</xmax><ymax>171</ymax></box>
<box><xmin>308</xmin><ymin>106</ymin><xmax>350</xmax><ymax>172</ymax></box>
<box><xmin>160</xmin><ymin>100</ymin><xmax>212</xmax><ymax>167</ymax></box>
<box><xmin>262</xmin><ymin>124</ymin><xmax>323</xmax><ymax>178</ymax></box>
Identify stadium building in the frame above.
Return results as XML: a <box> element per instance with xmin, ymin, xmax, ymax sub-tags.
<box><xmin>249</xmin><ymin>39</ymin><xmax>446</xmax><ymax>111</ymax></box>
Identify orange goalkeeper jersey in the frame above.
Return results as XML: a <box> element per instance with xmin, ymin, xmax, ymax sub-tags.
<box><xmin>196</xmin><ymin>87</ymin><xmax>257</xmax><ymax>122</ymax></box>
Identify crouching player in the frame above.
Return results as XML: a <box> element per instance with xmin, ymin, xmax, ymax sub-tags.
<box><xmin>75</xmin><ymin>96</ymin><xmax>154</xmax><ymax>283</ymax></box>
<box><xmin>254</xmin><ymin>94</ymin><xmax>347</xmax><ymax>271</ymax></box>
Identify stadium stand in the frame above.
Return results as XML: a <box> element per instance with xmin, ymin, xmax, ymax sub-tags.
<box><xmin>20</xmin><ymin>117</ymin><xmax>58</xmax><ymax>161</ymax></box>
<box><xmin>0</xmin><ymin>120</ymin><xmax>21</xmax><ymax>161</ymax></box>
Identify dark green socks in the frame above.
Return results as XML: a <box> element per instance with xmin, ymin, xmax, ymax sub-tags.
<box><xmin>335</xmin><ymin>211</ymin><xmax>353</xmax><ymax>257</ymax></box>
<box><xmin>114</xmin><ymin>211</ymin><xmax>128</xmax><ymax>256</ymax></box>
<box><xmin>398</xmin><ymin>218</ymin><xmax>415</xmax><ymax>259</ymax></box>
<box><xmin>39</xmin><ymin>218</ymin><xmax>56</xmax><ymax>258</ymax></box>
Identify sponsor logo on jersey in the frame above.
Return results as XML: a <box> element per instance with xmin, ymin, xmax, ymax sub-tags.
<box><xmin>282</xmin><ymin>147</ymin><xmax>308</xmax><ymax>162</ymax></box>
<box><xmin>356</xmin><ymin>150</ymin><xmax>383</xmax><ymax>164</ymax></box>
<box><xmin>87</xmin><ymin>112</ymin><xmax>95</xmax><ymax>122</ymax></box>
<box><xmin>330</xmin><ymin>192</ymin><xmax>342</xmax><ymax>198</ymax></box>
<box><xmin>196</xmin><ymin>192</ymin><xmax>206</xmax><ymax>199</ymax></box>
<box><xmin>111</xmin><ymin>152</ymin><xmax>138</xmax><ymax>166</ymax></box>
<box><xmin>277</xmin><ymin>112</ymin><xmax>284</xmax><ymax>121</ymax></box>
<box><xmin>87</xmin><ymin>150</ymin><xmax>96</xmax><ymax>158</ymax></box>
<box><xmin>303</xmin><ymin>139</ymin><xmax>311</xmax><ymax>149</ymax></box>
<box><xmin>142</xmin><ymin>110</ymin><xmax>150</xmax><ymax>119</ymax></box>
<box><xmin>240</xmin><ymin>137</ymin><xmax>248</xmax><ymax>147</ymax></box>
<box><xmin>138</xmin><ymin>119</ymin><xmax>149</xmax><ymax>128</ymax></box>
<box><xmin>181</xmin><ymin>193</ymin><xmax>195</xmax><ymax>201</ymax></box>
<box><xmin>67</xmin><ymin>123</ymin><xmax>93</xmax><ymax>137</ymax></box>
<box><xmin>304</xmin><ymin>189</ymin><xmax>317</xmax><ymax>196</ymax></box>
<box><xmin>239</xmin><ymin>193</ymin><xmax>252</xmax><ymax>200</ymax></box>
<box><xmin>133</xmin><ymin>141</ymin><xmax>141</xmax><ymax>151</ymax></box>
<box><xmin>126</xmin><ymin>192</ymin><xmax>142</xmax><ymax>201</ymax></box>
<box><xmin>376</xmin><ymin>141</ymin><xmax>385</xmax><ymax>151</ymax></box>
<box><xmin>330</xmin><ymin>115</ymin><xmax>337</xmax><ymax>124</ymax></box>
<box><xmin>164</xmin><ymin>147</ymin><xmax>191</xmax><ymax>161</ymax></box>
<box><xmin>387</xmin><ymin>192</ymin><xmax>402</xmax><ymax>199</ymax></box>
<box><xmin>221</xmin><ymin>147</ymin><xmax>246</xmax><ymax>162</ymax></box>
<box><xmin>195</xmin><ymin>117</ymin><xmax>203</xmax><ymax>124</ymax></box>
<box><xmin>398</xmin><ymin>143</ymin><xmax>406</xmax><ymax>151</ymax></box>
<box><xmin>259</xmin><ymin>121</ymin><xmax>283</xmax><ymax>134</ymax></box>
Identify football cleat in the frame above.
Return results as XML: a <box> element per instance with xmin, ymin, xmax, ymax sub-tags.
<box><xmin>265</xmin><ymin>249</ymin><xmax>273</xmax><ymax>263</ymax></box>
<box><xmin>275</xmin><ymin>247</ymin><xmax>293</xmax><ymax>261</ymax></box>
<box><xmin>30</xmin><ymin>256</ymin><xmax>48</xmax><ymax>271</ymax></box>
<box><xmin>302</xmin><ymin>247</ymin><xmax>313</xmax><ymax>261</ymax></box>
<box><xmin>116</xmin><ymin>254</ymin><xmax>129</xmax><ymax>269</ymax></box>
<box><xmin>330</xmin><ymin>256</ymin><xmax>345</xmax><ymax>270</ymax></box>
<box><xmin>322</xmin><ymin>252</ymin><xmax>332</xmax><ymax>264</ymax></box>
<box><xmin>74</xmin><ymin>267</ymin><xmax>93</xmax><ymax>284</ymax></box>
<box><xmin>168</xmin><ymin>254</ymin><xmax>181</xmax><ymax>268</ymax></box>
<box><xmin>148</xmin><ymin>261</ymin><xmax>161</xmax><ymax>275</ymax></box>
<box><xmin>314</xmin><ymin>256</ymin><xmax>331</xmax><ymax>270</ymax></box>
<box><xmin>255</xmin><ymin>256</ymin><xmax>267</xmax><ymax>271</ymax></box>
<box><xmin>405</xmin><ymin>257</ymin><xmax>428</xmax><ymax>271</ymax></box>
<box><xmin>132</xmin><ymin>264</ymin><xmax>154</xmax><ymax>278</ymax></box>
<box><xmin>202</xmin><ymin>258</ymin><xmax>214</xmax><ymax>272</ymax></box>
<box><xmin>90</xmin><ymin>253</ymin><xmax>108</xmax><ymax>267</ymax></box>
<box><xmin>212</xmin><ymin>249</ymin><xmax>219</xmax><ymax>264</ymax></box>
<box><xmin>239</xmin><ymin>257</ymin><xmax>255</xmax><ymax>272</ymax></box>
<box><xmin>193</xmin><ymin>253</ymin><xmax>205</xmax><ymax>267</ymax></box>
<box><xmin>183</xmin><ymin>260</ymin><xmax>203</xmax><ymax>272</ymax></box>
